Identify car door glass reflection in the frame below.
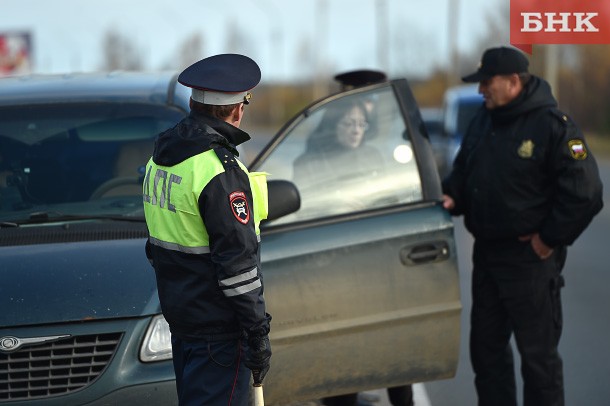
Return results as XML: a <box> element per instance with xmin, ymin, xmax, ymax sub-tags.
<box><xmin>258</xmin><ymin>88</ymin><xmax>423</xmax><ymax>224</ymax></box>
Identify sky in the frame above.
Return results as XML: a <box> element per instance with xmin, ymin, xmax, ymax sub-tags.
<box><xmin>1</xmin><ymin>0</ymin><xmax>506</xmax><ymax>83</ymax></box>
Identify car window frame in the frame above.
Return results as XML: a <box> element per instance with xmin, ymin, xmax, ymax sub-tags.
<box><xmin>250</xmin><ymin>78</ymin><xmax>444</xmax><ymax>230</ymax></box>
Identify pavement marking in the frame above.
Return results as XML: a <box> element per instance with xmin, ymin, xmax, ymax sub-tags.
<box><xmin>360</xmin><ymin>383</ymin><xmax>432</xmax><ymax>405</ymax></box>
<box><xmin>414</xmin><ymin>383</ymin><xmax>432</xmax><ymax>406</ymax></box>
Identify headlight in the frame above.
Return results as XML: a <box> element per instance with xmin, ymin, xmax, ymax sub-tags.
<box><xmin>140</xmin><ymin>314</ymin><xmax>173</xmax><ymax>362</ymax></box>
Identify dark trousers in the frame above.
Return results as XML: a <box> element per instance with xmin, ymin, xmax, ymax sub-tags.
<box><xmin>470</xmin><ymin>239</ymin><xmax>567</xmax><ymax>406</ymax></box>
<box><xmin>387</xmin><ymin>385</ymin><xmax>414</xmax><ymax>406</ymax></box>
<box><xmin>171</xmin><ymin>336</ymin><xmax>250</xmax><ymax>406</ymax></box>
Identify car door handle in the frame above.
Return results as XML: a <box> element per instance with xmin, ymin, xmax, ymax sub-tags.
<box><xmin>400</xmin><ymin>241</ymin><xmax>450</xmax><ymax>265</ymax></box>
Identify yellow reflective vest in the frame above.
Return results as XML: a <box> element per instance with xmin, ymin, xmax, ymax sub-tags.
<box><xmin>143</xmin><ymin>149</ymin><xmax>268</xmax><ymax>254</ymax></box>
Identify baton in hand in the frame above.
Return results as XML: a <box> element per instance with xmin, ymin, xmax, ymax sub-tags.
<box><xmin>252</xmin><ymin>370</ymin><xmax>265</xmax><ymax>406</ymax></box>
<box><xmin>253</xmin><ymin>382</ymin><xmax>264</xmax><ymax>406</ymax></box>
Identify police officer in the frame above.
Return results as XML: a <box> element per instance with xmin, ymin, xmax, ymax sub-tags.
<box><xmin>143</xmin><ymin>53</ymin><xmax>272</xmax><ymax>406</ymax></box>
<box><xmin>442</xmin><ymin>46</ymin><xmax>603</xmax><ymax>406</ymax></box>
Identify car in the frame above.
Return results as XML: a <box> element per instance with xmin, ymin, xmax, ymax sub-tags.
<box><xmin>439</xmin><ymin>84</ymin><xmax>483</xmax><ymax>176</ymax></box>
<box><xmin>0</xmin><ymin>71</ymin><xmax>461</xmax><ymax>405</ymax></box>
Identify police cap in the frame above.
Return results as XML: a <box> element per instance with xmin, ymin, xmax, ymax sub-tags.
<box><xmin>178</xmin><ymin>53</ymin><xmax>261</xmax><ymax>105</ymax></box>
<box><xmin>334</xmin><ymin>69</ymin><xmax>387</xmax><ymax>90</ymax></box>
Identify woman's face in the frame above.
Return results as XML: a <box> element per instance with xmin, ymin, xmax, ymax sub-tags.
<box><xmin>335</xmin><ymin>106</ymin><xmax>368</xmax><ymax>149</ymax></box>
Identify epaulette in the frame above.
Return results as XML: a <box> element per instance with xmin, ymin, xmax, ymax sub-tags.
<box><xmin>549</xmin><ymin>108</ymin><xmax>571</xmax><ymax>127</ymax></box>
<box><xmin>214</xmin><ymin>147</ymin><xmax>240</xmax><ymax>169</ymax></box>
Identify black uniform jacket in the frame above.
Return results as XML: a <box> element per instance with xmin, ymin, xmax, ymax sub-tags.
<box><xmin>443</xmin><ymin>76</ymin><xmax>603</xmax><ymax>247</ymax></box>
<box><xmin>145</xmin><ymin>110</ymin><xmax>270</xmax><ymax>341</ymax></box>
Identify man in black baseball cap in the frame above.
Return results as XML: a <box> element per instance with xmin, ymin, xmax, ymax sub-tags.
<box><xmin>442</xmin><ymin>46</ymin><xmax>603</xmax><ymax>406</ymax></box>
<box><xmin>461</xmin><ymin>46</ymin><xmax>531</xmax><ymax>110</ymax></box>
<box><xmin>144</xmin><ymin>53</ymin><xmax>272</xmax><ymax>405</ymax></box>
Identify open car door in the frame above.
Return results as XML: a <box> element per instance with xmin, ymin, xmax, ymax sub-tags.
<box><xmin>250</xmin><ymin>79</ymin><xmax>461</xmax><ymax>403</ymax></box>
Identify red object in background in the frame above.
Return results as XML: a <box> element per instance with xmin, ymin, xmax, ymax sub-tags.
<box><xmin>0</xmin><ymin>32</ymin><xmax>32</xmax><ymax>76</ymax></box>
<box><xmin>510</xmin><ymin>0</ymin><xmax>610</xmax><ymax>54</ymax></box>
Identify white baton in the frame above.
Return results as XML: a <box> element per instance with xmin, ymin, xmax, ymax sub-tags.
<box><xmin>253</xmin><ymin>384</ymin><xmax>264</xmax><ymax>406</ymax></box>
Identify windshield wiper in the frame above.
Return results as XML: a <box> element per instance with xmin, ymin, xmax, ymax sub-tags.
<box><xmin>0</xmin><ymin>222</ymin><xmax>19</xmax><ymax>228</ymax></box>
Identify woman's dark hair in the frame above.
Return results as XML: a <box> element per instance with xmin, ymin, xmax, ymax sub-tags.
<box><xmin>305</xmin><ymin>98</ymin><xmax>370</xmax><ymax>152</ymax></box>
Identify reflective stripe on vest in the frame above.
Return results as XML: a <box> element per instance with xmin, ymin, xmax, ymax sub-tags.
<box><xmin>148</xmin><ymin>236</ymin><xmax>211</xmax><ymax>254</ymax></box>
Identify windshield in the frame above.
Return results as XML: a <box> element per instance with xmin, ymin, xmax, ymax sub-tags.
<box><xmin>0</xmin><ymin>103</ymin><xmax>183</xmax><ymax>223</ymax></box>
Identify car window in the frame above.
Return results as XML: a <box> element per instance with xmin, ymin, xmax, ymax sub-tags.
<box><xmin>257</xmin><ymin>87</ymin><xmax>422</xmax><ymax>224</ymax></box>
<box><xmin>0</xmin><ymin>103</ymin><xmax>183</xmax><ymax>220</ymax></box>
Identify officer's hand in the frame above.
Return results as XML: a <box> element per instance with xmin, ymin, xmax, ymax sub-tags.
<box><xmin>245</xmin><ymin>335</ymin><xmax>271</xmax><ymax>385</ymax></box>
<box><xmin>442</xmin><ymin>194</ymin><xmax>455</xmax><ymax>211</ymax></box>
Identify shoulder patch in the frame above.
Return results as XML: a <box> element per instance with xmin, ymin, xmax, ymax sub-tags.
<box><xmin>568</xmin><ymin>139</ymin><xmax>587</xmax><ymax>160</ymax></box>
<box><xmin>229</xmin><ymin>191</ymin><xmax>250</xmax><ymax>224</ymax></box>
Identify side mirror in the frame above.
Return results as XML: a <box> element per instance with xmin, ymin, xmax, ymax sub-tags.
<box><xmin>266</xmin><ymin>180</ymin><xmax>301</xmax><ymax>222</ymax></box>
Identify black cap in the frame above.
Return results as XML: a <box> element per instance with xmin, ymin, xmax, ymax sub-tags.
<box><xmin>462</xmin><ymin>47</ymin><xmax>529</xmax><ymax>83</ymax></box>
<box><xmin>334</xmin><ymin>69</ymin><xmax>387</xmax><ymax>90</ymax></box>
<box><xmin>178</xmin><ymin>54</ymin><xmax>261</xmax><ymax>105</ymax></box>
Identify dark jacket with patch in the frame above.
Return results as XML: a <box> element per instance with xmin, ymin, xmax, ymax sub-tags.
<box><xmin>442</xmin><ymin>76</ymin><xmax>603</xmax><ymax>247</ymax></box>
<box><xmin>144</xmin><ymin>110</ymin><xmax>270</xmax><ymax>341</ymax></box>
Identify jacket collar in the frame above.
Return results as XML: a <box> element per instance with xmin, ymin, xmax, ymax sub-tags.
<box><xmin>189</xmin><ymin>110</ymin><xmax>251</xmax><ymax>147</ymax></box>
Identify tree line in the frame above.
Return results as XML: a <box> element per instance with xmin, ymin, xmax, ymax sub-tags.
<box><xmin>100</xmin><ymin>28</ymin><xmax>610</xmax><ymax>137</ymax></box>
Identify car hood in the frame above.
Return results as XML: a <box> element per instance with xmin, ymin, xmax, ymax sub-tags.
<box><xmin>0</xmin><ymin>238</ymin><xmax>159</xmax><ymax>327</ymax></box>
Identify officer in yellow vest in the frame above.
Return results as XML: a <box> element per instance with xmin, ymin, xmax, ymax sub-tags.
<box><xmin>143</xmin><ymin>53</ymin><xmax>271</xmax><ymax>406</ymax></box>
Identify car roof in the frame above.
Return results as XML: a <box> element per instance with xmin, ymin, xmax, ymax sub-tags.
<box><xmin>0</xmin><ymin>71</ymin><xmax>189</xmax><ymax>109</ymax></box>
